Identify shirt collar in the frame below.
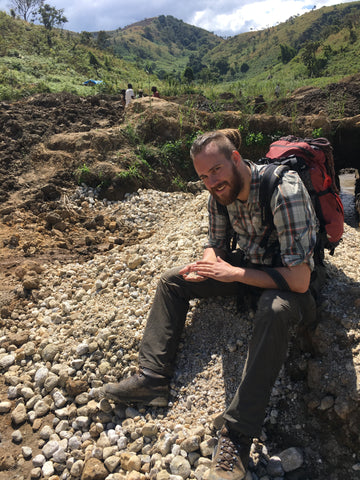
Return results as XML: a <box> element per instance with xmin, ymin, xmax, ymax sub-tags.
<box><xmin>229</xmin><ymin>160</ymin><xmax>260</xmax><ymax>208</ymax></box>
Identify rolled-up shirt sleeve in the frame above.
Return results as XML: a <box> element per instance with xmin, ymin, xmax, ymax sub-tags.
<box><xmin>204</xmin><ymin>195</ymin><xmax>229</xmax><ymax>251</ymax></box>
<box><xmin>271</xmin><ymin>170</ymin><xmax>318</xmax><ymax>269</ymax></box>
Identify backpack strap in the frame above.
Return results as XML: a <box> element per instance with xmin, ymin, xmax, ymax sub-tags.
<box><xmin>260</xmin><ymin>266</ymin><xmax>291</xmax><ymax>291</ymax></box>
<box><xmin>259</xmin><ymin>164</ymin><xmax>289</xmax><ymax>225</ymax></box>
<box><xmin>258</xmin><ymin>163</ymin><xmax>292</xmax><ymax>290</ymax></box>
<box><xmin>215</xmin><ymin>200</ymin><xmax>238</xmax><ymax>252</ymax></box>
<box><xmin>259</xmin><ymin>164</ymin><xmax>289</xmax><ymax>259</ymax></box>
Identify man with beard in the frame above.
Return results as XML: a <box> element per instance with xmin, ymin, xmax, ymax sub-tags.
<box><xmin>103</xmin><ymin>130</ymin><xmax>319</xmax><ymax>480</ymax></box>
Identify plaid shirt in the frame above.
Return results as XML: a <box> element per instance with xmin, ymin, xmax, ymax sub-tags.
<box><xmin>206</xmin><ymin>161</ymin><xmax>318</xmax><ymax>270</ymax></box>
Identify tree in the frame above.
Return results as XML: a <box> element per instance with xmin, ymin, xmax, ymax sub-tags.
<box><xmin>9</xmin><ymin>0</ymin><xmax>42</xmax><ymax>21</ymax></box>
<box><xmin>183</xmin><ymin>67</ymin><xmax>194</xmax><ymax>84</ymax></box>
<box><xmin>323</xmin><ymin>45</ymin><xmax>333</xmax><ymax>60</ymax></box>
<box><xmin>143</xmin><ymin>26</ymin><xmax>153</xmax><ymax>42</ymax></box>
<box><xmin>80</xmin><ymin>31</ymin><xmax>92</xmax><ymax>46</ymax></box>
<box><xmin>214</xmin><ymin>58</ymin><xmax>229</xmax><ymax>76</ymax></box>
<box><xmin>97</xmin><ymin>31</ymin><xmax>109</xmax><ymax>49</ymax></box>
<box><xmin>37</xmin><ymin>3</ymin><xmax>67</xmax><ymax>30</ymax></box>
<box><xmin>280</xmin><ymin>44</ymin><xmax>297</xmax><ymax>64</ymax></box>
<box><xmin>301</xmin><ymin>41</ymin><xmax>321</xmax><ymax>77</ymax></box>
<box><xmin>240</xmin><ymin>63</ymin><xmax>249</xmax><ymax>73</ymax></box>
<box><xmin>187</xmin><ymin>53</ymin><xmax>206</xmax><ymax>77</ymax></box>
<box><xmin>198</xmin><ymin>66</ymin><xmax>212</xmax><ymax>83</ymax></box>
<box><xmin>89</xmin><ymin>51</ymin><xmax>101</xmax><ymax>74</ymax></box>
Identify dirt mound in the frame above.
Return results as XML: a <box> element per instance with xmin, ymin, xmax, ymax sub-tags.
<box><xmin>0</xmin><ymin>92</ymin><xmax>124</xmax><ymax>203</ymax></box>
<box><xmin>279</xmin><ymin>74</ymin><xmax>360</xmax><ymax>117</ymax></box>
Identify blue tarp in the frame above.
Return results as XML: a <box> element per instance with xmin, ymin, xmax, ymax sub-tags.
<box><xmin>83</xmin><ymin>79</ymin><xmax>103</xmax><ymax>86</ymax></box>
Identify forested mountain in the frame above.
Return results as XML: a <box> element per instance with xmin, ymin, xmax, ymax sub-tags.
<box><xmin>99</xmin><ymin>15</ymin><xmax>223</xmax><ymax>77</ymax></box>
<box><xmin>201</xmin><ymin>1</ymin><xmax>360</xmax><ymax>82</ymax></box>
<box><xmin>92</xmin><ymin>2</ymin><xmax>360</xmax><ymax>83</ymax></box>
<box><xmin>1</xmin><ymin>1</ymin><xmax>360</xmax><ymax>101</ymax></box>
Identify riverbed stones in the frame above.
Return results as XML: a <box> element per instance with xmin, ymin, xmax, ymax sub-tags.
<box><xmin>0</xmin><ymin>186</ymin><xmax>359</xmax><ymax>480</ymax></box>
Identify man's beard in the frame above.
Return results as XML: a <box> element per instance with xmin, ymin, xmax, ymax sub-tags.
<box><xmin>211</xmin><ymin>164</ymin><xmax>244</xmax><ymax>206</ymax></box>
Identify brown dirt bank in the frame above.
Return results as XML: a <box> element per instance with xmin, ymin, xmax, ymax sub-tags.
<box><xmin>0</xmin><ymin>81</ymin><xmax>359</xmax><ymax>479</ymax></box>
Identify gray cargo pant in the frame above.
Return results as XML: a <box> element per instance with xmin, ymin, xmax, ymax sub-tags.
<box><xmin>138</xmin><ymin>265</ymin><xmax>319</xmax><ymax>438</ymax></box>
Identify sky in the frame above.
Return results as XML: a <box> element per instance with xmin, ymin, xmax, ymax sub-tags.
<box><xmin>0</xmin><ymin>0</ymin><xmax>355</xmax><ymax>36</ymax></box>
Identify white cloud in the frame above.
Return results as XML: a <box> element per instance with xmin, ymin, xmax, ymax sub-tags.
<box><xmin>0</xmin><ymin>0</ymin><xmax>355</xmax><ymax>35</ymax></box>
<box><xmin>190</xmin><ymin>0</ymin><xmax>316</xmax><ymax>36</ymax></box>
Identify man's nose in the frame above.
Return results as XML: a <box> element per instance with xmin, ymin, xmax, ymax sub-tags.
<box><xmin>206</xmin><ymin>173</ymin><xmax>220</xmax><ymax>188</ymax></box>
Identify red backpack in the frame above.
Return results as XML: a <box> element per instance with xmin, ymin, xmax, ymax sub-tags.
<box><xmin>259</xmin><ymin>135</ymin><xmax>344</xmax><ymax>258</ymax></box>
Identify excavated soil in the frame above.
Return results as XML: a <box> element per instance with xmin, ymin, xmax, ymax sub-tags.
<box><xmin>0</xmin><ymin>81</ymin><xmax>359</xmax><ymax>479</ymax></box>
<box><xmin>1</xmin><ymin>81</ymin><xmax>360</xmax><ymax>306</ymax></box>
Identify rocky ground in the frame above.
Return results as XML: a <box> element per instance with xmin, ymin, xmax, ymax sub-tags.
<box><xmin>0</xmin><ymin>87</ymin><xmax>359</xmax><ymax>480</ymax></box>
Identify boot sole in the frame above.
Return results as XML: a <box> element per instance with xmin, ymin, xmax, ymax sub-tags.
<box><xmin>145</xmin><ymin>396</ymin><xmax>169</xmax><ymax>407</ymax></box>
<box><xmin>105</xmin><ymin>392</ymin><xmax>168</xmax><ymax>407</ymax></box>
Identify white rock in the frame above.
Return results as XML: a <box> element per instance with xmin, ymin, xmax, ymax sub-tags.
<box><xmin>34</xmin><ymin>367</ymin><xmax>49</xmax><ymax>387</ymax></box>
<box><xmin>0</xmin><ymin>354</ymin><xmax>15</xmax><ymax>369</ymax></box>
<box><xmin>42</xmin><ymin>440</ymin><xmax>60</xmax><ymax>459</ymax></box>
<box><xmin>42</xmin><ymin>460</ymin><xmax>55</xmax><ymax>477</ymax></box>
<box><xmin>22</xmin><ymin>446</ymin><xmax>33</xmax><ymax>459</ymax></box>
<box><xmin>33</xmin><ymin>454</ymin><xmax>46</xmax><ymax>467</ymax></box>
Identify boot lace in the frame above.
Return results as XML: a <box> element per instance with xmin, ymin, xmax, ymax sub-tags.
<box><xmin>215</xmin><ymin>432</ymin><xmax>240</xmax><ymax>472</ymax></box>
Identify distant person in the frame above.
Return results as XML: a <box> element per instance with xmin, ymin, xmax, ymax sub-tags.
<box><xmin>151</xmin><ymin>86</ymin><xmax>160</xmax><ymax>98</ymax></box>
<box><xmin>137</xmin><ymin>89</ymin><xmax>144</xmax><ymax>98</ymax></box>
<box><xmin>275</xmin><ymin>84</ymin><xmax>280</xmax><ymax>98</ymax></box>
<box><xmin>125</xmin><ymin>83</ymin><xmax>135</xmax><ymax>106</ymax></box>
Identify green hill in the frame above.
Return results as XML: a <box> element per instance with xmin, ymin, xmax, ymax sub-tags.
<box><xmin>1</xmin><ymin>2</ymin><xmax>360</xmax><ymax>102</ymax></box>
<box><xmin>0</xmin><ymin>11</ymin><xmax>161</xmax><ymax>100</ymax></box>
<box><xmin>202</xmin><ymin>1</ymin><xmax>360</xmax><ymax>84</ymax></box>
<box><xmin>101</xmin><ymin>15</ymin><xmax>223</xmax><ymax>76</ymax></box>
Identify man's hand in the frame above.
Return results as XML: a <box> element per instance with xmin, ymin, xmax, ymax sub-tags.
<box><xmin>179</xmin><ymin>247</ymin><xmax>227</xmax><ymax>282</ymax></box>
<box><xmin>179</xmin><ymin>263</ymin><xmax>208</xmax><ymax>282</ymax></box>
<box><xmin>187</xmin><ymin>257</ymin><xmax>239</xmax><ymax>283</ymax></box>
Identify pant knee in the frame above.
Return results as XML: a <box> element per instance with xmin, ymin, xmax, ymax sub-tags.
<box><xmin>160</xmin><ymin>266</ymin><xmax>182</xmax><ymax>283</ymax></box>
<box><xmin>256</xmin><ymin>290</ymin><xmax>291</xmax><ymax>323</ymax></box>
<box><xmin>157</xmin><ymin>267</ymin><xmax>190</xmax><ymax>301</ymax></box>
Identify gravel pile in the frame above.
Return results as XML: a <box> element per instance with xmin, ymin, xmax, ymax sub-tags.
<box><xmin>0</xmin><ymin>186</ymin><xmax>359</xmax><ymax>480</ymax></box>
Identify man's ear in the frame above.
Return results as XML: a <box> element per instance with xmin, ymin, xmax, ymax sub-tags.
<box><xmin>231</xmin><ymin>150</ymin><xmax>242</xmax><ymax>165</ymax></box>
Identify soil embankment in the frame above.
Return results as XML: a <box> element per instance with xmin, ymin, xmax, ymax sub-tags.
<box><xmin>0</xmin><ymin>86</ymin><xmax>360</xmax><ymax>479</ymax></box>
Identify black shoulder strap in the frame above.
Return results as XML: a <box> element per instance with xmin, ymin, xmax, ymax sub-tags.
<box><xmin>259</xmin><ymin>164</ymin><xmax>289</xmax><ymax>225</ymax></box>
<box><xmin>215</xmin><ymin>200</ymin><xmax>238</xmax><ymax>252</ymax></box>
<box><xmin>260</xmin><ymin>266</ymin><xmax>291</xmax><ymax>291</ymax></box>
<box><xmin>258</xmin><ymin>163</ymin><xmax>292</xmax><ymax>290</ymax></box>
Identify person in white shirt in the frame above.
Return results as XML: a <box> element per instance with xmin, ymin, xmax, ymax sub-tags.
<box><xmin>125</xmin><ymin>83</ymin><xmax>135</xmax><ymax>106</ymax></box>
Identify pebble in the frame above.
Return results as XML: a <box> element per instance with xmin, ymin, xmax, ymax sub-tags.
<box><xmin>0</xmin><ymin>187</ymin><xmax>358</xmax><ymax>479</ymax></box>
<box><xmin>0</xmin><ymin>401</ymin><xmax>12</xmax><ymax>413</ymax></box>
<box><xmin>22</xmin><ymin>446</ymin><xmax>33</xmax><ymax>458</ymax></box>
<box><xmin>11</xmin><ymin>403</ymin><xmax>27</xmax><ymax>425</ymax></box>
<box><xmin>278</xmin><ymin>447</ymin><xmax>304</xmax><ymax>472</ymax></box>
<box><xmin>12</xmin><ymin>429</ymin><xmax>23</xmax><ymax>443</ymax></box>
<box><xmin>0</xmin><ymin>354</ymin><xmax>15</xmax><ymax>369</ymax></box>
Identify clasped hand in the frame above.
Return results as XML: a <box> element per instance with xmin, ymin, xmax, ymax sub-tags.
<box><xmin>179</xmin><ymin>257</ymin><xmax>239</xmax><ymax>283</ymax></box>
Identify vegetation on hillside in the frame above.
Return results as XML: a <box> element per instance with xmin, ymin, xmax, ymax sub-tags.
<box><xmin>0</xmin><ymin>11</ymin><xmax>160</xmax><ymax>100</ymax></box>
<box><xmin>202</xmin><ymin>2</ymin><xmax>360</xmax><ymax>84</ymax></box>
<box><xmin>102</xmin><ymin>15</ymin><xmax>223</xmax><ymax>79</ymax></box>
<box><xmin>1</xmin><ymin>2</ymin><xmax>360</xmax><ymax>103</ymax></box>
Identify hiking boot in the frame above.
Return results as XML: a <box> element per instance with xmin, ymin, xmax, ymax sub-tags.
<box><xmin>208</xmin><ymin>425</ymin><xmax>252</xmax><ymax>480</ymax></box>
<box><xmin>103</xmin><ymin>369</ymin><xmax>169</xmax><ymax>407</ymax></box>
